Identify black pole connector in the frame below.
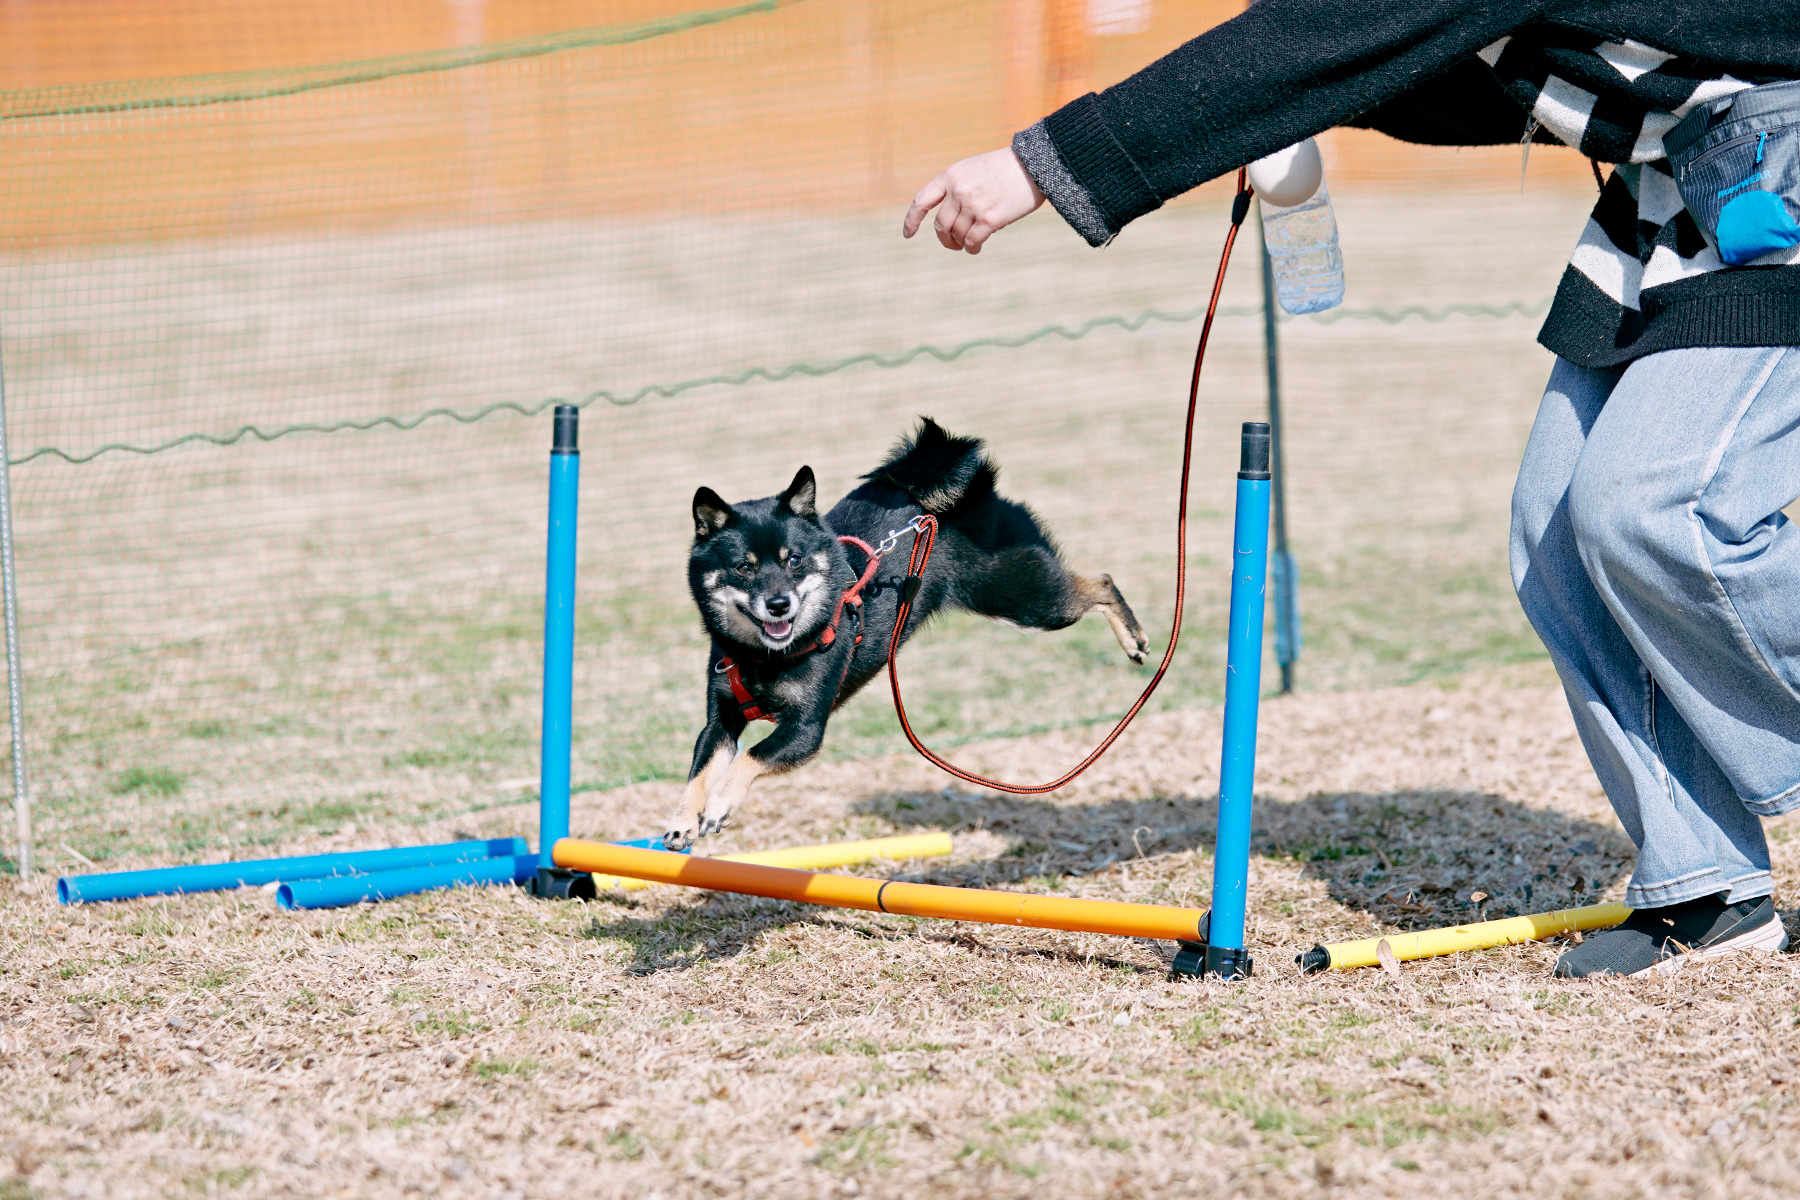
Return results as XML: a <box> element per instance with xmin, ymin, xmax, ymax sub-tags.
<box><xmin>1167</xmin><ymin>912</ymin><xmax>1256</xmax><ymax>982</ymax></box>
<box><xmin>1170</xmin><ymin>939</ymin><xmax>1207</xmax><ymax>978</ymax></box>
<box><xmin>551</xmin><ymin>404</ymin><xmax>580</xmax><ymax>455</ymax></box>
<box><xmin>1297</xmin><ymin>946</ymin><xmax>1331</xmax><ymax>975</ymax></box>
<box><xmin>1172</xmin><ymin>940</ymin><xmax>1256</xmax><ymax>981</ymax></box>
<box><xmin>1238</xmin><ymin>421</ymin><xmax>1271</xmax><ymax>481</ymax></box>
<box><xmin>531</xmin><ymin>866</ymin><xmax>596</xmax><ymax>900</ymax></box>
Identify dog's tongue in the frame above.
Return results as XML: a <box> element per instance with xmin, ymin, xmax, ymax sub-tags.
<box><xmin>763</xmin><ymin>619</ymin><xmax>792</xmax><ymax>640</ymax></box>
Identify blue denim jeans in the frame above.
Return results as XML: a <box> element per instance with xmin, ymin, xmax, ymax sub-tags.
<box><xmin>1511</xmin><ymin>348</ymin><xmax>1800</xmax><ymax>909</ymax></box>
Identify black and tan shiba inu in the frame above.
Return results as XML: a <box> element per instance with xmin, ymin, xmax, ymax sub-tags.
<box><xmin>665</xmin><ymin>418</ymin><xmax>1148</xmax><ymax>850</ymax></box>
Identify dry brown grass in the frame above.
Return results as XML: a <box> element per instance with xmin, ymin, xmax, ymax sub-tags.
<box><xmin>8</xmin><ymin>659</ymin><xmax>1800</xmax><ymax>1199</ymax></box>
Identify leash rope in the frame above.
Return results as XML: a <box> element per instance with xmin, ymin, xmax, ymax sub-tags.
<box><xmin>880</xmin><ymin>170</ymin><xmax>1254</xmax><ymax>794</ymax></box>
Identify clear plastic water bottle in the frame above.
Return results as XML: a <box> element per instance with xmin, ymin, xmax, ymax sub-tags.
<box><xmin>1260</xmin><ymin>181</ymin><xmax>1345</xmax><ymax>315</ymax></box>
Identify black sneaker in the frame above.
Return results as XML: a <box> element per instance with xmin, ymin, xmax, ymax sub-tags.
<box><xmin>1553</xmin><ymin>894</ymin><xmax>1788</xmax><ymax>979</ymax></box>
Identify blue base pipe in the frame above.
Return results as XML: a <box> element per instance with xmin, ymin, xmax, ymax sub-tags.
<box><xmin>277</xmin><ymin>853</ymin><xmax>540</xmax><ymax>911</ymax></box>
<box><xmin>275</xmin><ymin>838</ymin><xmax>672</xmax><ymax>910</ymax></box>
<box><xmin>1176</xmin><ymin>422</ymin><xmax>1270</xmax><ymax>982</ymax></box>
<box><xmin>57</xmin><ymin>837</ymin><xmax>528</xmax><ymax>905</ymax></box>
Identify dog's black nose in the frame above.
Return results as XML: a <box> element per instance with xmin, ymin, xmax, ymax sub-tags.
<box><xmin>766</xmin><ymin>595</ymin><xmax>792</xmax><ymax>617</ymax></box>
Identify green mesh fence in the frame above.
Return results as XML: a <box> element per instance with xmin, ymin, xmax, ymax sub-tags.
<box><xmin>0</xmin><ymin>0</ymin><xmax>1594</xmax><ymax>874</ymax></box>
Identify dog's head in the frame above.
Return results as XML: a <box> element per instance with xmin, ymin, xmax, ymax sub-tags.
<box><xmin>689</xmin><ymin>466</ymin><xmax>848</xmax><ymax>654</ymax></box>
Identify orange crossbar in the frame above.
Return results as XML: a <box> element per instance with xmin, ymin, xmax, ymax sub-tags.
<box><xmin>551</xmin><ymin>838</ymin><xmax>1209</xmax><ymax>942</ymax></box>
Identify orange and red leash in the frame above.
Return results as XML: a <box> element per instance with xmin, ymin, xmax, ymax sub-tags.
<box><xmin>883</xmin><ymin>171</ymin><xmax>1255</xmax><ymax>794</ymax></box>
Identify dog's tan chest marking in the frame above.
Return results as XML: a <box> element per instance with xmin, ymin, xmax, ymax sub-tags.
<box><xmin>771</xmin><ymin>676</ymin><xmax>810</xmax><ymax>706</ymax></box>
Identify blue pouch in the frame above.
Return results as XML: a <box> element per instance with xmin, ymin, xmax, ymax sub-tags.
<box><xmin>1667</xmin><ymin>80</ymin><xmax>1800</xmax><ymax>267</ymax></box>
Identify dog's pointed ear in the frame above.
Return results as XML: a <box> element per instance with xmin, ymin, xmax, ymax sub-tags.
<box><xmin>778</xmin><ymin>466</ymin><xmax>818</xmax><ymax>520</ymax></box>
<box><xmin>692</xmin><ymin>487</ymin><xmax>734</xmax><ymax>540</ymax></box>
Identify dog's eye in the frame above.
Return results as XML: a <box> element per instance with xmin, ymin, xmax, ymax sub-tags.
<box><xmin>735</xmin><ymin>561</ymin><xmax>754</xmax><ymax>577</ymax></box>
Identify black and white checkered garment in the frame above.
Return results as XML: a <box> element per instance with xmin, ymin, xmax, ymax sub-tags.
<box><xmin>1481</xmin><ymin>32</ymin><xmax>1798</xmax><ymax>366</ymax></box>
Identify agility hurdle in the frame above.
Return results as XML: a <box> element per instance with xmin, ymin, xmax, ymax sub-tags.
<box><xmin>55</xmin><ymin>408</ymin><xmax>584</xmax><ymax>907</ymax></box>
<box><xmin>55</xmin><ymin>408</ymin><xmax>590</xmax><ymax>909</ymax></box>
<box><xmin>544</xmin><ymin>422</ymin><xmax>1278</xmax><ymax>978</ymax></box>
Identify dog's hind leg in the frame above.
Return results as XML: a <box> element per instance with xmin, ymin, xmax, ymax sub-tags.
<box><xmin>1075</xmin><ymin>574</ymin><xmax>1150</xmax><ymax>665</ymax></box>
<box><xmin>964</xmin><ymin>547</ymin><xmax>1149</xmax><ymax>664</ymax></box>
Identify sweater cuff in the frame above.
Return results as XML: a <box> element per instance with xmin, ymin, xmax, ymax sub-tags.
<box><xmin>1040</xmin><ymin>92</ymin><xmax>1164</xmax><ymax>240</ymax></box>
<box><xmin>1012</xmin><ymin>121</ymin><xmax>1112</xmax><ymax>247</ymax></box>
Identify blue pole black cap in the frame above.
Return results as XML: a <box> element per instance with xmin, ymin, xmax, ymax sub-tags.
<box><xmin>1238</xmin><ymin>421</ymin><xmax>1271</xmax><ymax>480</ymax></box>
<box><xmin>551</xmin><ymin>404</ymin><xmax>579</xmax><ymax>454</ymax></box>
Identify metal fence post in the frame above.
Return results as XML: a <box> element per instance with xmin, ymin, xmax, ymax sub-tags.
<box><xmin>0</xmin><ymin>331</ymin><xmax>31</xmax><ymax>878</ymax></box>
<box><xmin>1258</xmin><ymin>208</ymin><xmax>1302</xmax><ymax>694</ymax></box>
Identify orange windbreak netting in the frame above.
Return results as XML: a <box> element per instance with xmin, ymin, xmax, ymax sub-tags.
<box><xmin>0</xmin><ymin>0</ymin><xmax>1591</xmax><ymax>871</ymax></box>
<box><xmin>0</xmin><ymin>0</ymin><xmax>1587</xmax><ymax>247</ymax></box>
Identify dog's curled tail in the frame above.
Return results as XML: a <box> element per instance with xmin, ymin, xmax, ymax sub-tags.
<box><xmin>863</xmin><ymin>417</ymin><xmax>996</xmax><ymax>515</ymax></box>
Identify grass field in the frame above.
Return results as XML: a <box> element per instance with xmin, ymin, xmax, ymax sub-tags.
<box><xmin>18</xmin><ymin>176</ymin><xmax>1789</xmax><ymax>1197</ymax></box>
<box><xmin>8</xmin><ymin>661</ymin><xmax>1800</xmax><ymax>1198</ymax></box>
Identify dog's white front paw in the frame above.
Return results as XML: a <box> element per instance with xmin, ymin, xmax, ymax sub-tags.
<box><xmin>698</xmin><ymin>808</ymin><xmax>734</xmax><ymax>837</ymax></box>
<box><xmin>662</xmin><ymin>821</ymin><xmax>698</xmax><ymax>852</ymax></box>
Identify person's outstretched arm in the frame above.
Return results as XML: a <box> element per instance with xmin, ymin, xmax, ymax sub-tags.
<box><xmin>906</xmin><ymin>0</ymin><xmax>1549</xmax><ymax>251</ymax></box>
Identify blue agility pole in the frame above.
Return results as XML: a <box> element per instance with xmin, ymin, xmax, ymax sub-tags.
<box><xmin>533</xmin><ymin>404</ymin><xmax>589</xmax><ymax>899</ymax></box>
<box><xmin>1171</xmin><ymin>422</ymin><xmax>1270</xmax><ymax>981</ymax></box>
<box><xmin>276</xmin><ymin>852</ymin><xmax>541</xmax><ymax>911</ymax></box>
<box><xmin>56</xmin><ymin>837</ymin><xmax>528</xmax><ymax>905</ymax></box>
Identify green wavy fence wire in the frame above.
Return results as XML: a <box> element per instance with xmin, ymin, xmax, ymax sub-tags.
<box><xmin>10</xmin><ymin>297</ymin><xmax>1548</xmax><ymax>467</ymax></box>
<box><xmin>0</xmin><ymin>0</ymin><xmax>803</xmax><ymax>121</ymax></box>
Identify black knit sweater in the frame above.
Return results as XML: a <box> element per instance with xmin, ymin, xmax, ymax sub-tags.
<box><xmin>1011</xmin><ymin>1</ymin><xmax>1800</xmax><ymax>366</ymax></box>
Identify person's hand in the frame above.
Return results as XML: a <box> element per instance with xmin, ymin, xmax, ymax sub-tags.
<box><xmin>902</xmin><ymin>147</ymin><xmax>1045</xmax><ymax>254</ymax></box>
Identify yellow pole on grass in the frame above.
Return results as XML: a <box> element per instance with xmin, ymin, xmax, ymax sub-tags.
<box><xmin>1298</xmin><ymin>901</ymin><xmax>1631</xmax><ymax>972</ymax></box>
<box><xmin>583</xmin><ymin>831</ymin><xmax>954</xmax><ymax>892</ymax></box>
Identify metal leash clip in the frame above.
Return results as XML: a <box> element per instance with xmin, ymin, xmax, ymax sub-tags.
<box><xmin>873</xmin><ymin>514</ymin><xmax>928</xmax><ymax>559</ymax></box>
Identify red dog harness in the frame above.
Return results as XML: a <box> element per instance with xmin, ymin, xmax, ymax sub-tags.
<box><xmin>714</xmin><ymin>535</ymin><xmax>881</xmax><ymax>724</ymax></box>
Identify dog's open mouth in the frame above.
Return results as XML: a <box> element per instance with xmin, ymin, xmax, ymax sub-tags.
<box><xmin>760</xmin><ymin>618</ymin><xmax>793</xmax><ymax>642</ymax></box>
